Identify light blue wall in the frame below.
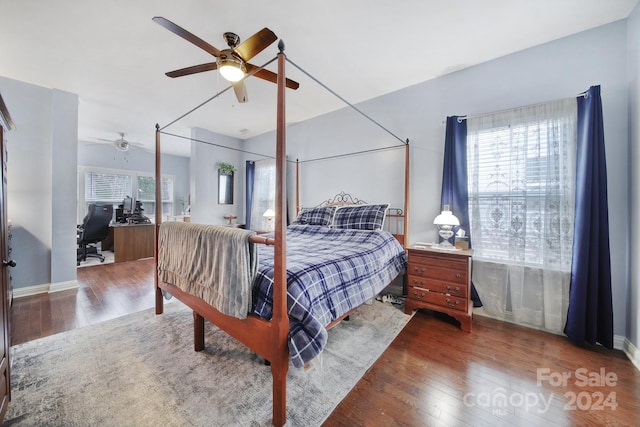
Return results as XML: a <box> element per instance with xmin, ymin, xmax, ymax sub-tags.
<box><xmin>51</xmin><ymin>90</ymin><xmax>79</xmax><ymax>287</ymax></box>
<box><xmin>248</xmin><ymin>20</ymin><xmax>632</xmax><ymax>339</ymax></box>
<box><xmin>627</xmin><ymin>3</ymin><xmax>640</xmax><ymax>352</ymax></box>
<box><xmin>189</xmin><ymin>127</ymin><xmax>246</xmax><ymax>225</ymax></box>
<box><xmin>0</xmin><ymin>76</ymin><xmax>78</xmax><ymax>290</ymax></box>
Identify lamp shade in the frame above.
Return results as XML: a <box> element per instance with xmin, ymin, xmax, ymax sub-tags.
<box><xmin>433</xmin><ymin>205</ymin><xmax>460</xmax><ymax>226</ymax></box>
<box><xmin>263</xmin><ymin>209</ymin><xmax>275</xmax><ymax>218</ymax></box>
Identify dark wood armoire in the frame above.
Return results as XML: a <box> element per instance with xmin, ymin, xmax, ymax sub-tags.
<box><xmin>0</xmin><ymin>92</ymin><xmax>14</xmax><ymax>422</ymax></box>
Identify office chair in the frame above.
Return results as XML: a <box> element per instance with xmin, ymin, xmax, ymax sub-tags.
<box><xmin>77</xmin><ymin>204</ymin><xmax>113</xmax><ymax>266</ymax></box>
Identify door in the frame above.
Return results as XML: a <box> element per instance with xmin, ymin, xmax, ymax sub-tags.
<box><xmin>0</xmin><ymin>92</ymin><xmax>14</xmax><ymax>423</ymax></box>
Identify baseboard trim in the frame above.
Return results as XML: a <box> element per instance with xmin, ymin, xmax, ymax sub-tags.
<box><xmin>619</xmin><ymin>336</ymin><xmax>640</xmax><ymax>372</ymax></box>
<box><xmin>13</xmin><ymin>284</ymin><xmax>50</xmax><ymax>299</ymax></box>
<box><xmin>49</xmin><ymin>280</ymin><xmax>79</xmax><ymax>293</ymax></box>
<box><xmin>474</xmin><ymin>310</ymin><xmax>639</xmax><ymax>372</ymax></box>
<box><xmin>13</xmin><ymin>280</ymin><xmax>79</xmax><ymax>298</ymax></box>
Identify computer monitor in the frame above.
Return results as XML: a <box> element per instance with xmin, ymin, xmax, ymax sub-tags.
<box><xmin>122</xmin><ymin>196</ymin><xmax>135</xmax><ymax>214</ymax></box>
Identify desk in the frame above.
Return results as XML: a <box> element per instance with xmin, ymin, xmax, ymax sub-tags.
<box><xmin>111</xmin><ymin>223</ymin><xmax>155</xmax><ymax>263</ymax></box>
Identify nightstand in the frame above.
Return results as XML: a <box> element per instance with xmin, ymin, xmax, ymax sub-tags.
<box><xmin>404</xmin><ymin>245</ymin><xmax>473</xmax><ymax>332</ymax></box>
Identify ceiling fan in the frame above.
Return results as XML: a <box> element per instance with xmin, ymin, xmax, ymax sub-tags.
<box><xmin>152</xmin><ymin>16</ymin><xmax>300</xmax><ymax>103</ymax></box>
<box><xmin>95</xmin><ymin>132</ymin><xmax>142</xmax><ymax>152</ymax></box>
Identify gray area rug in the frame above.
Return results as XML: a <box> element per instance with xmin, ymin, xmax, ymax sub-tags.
<box><xmin>5</xmin><ymin>300</ymin><xmax>410</xmax><ymax>426</ymax></box>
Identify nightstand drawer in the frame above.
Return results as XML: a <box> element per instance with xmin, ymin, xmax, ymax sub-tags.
<box><xmin>407</xmin><ymin>262</ymin><xmax>467</xmax><ymax>284</ymax></box>
<box><xmin>408</xmin><ymin>275</ymin><xmax>468</xmax><ymax>298</ymax></box>
<box><xmin>408</xmin><ymin>252</ymin><xmax>467</xmax><ymax>269</ymax></box>
<box><xmin>408</xmin><ymin>286</ymin><xmax>467</xmax><ymax>312</ymax></box>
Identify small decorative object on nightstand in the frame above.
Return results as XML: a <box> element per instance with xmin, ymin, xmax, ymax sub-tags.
<box><xmin>404</xmin><ymin>244</ymin><xmax>473</xmax><ymax>332</ymax></box>
<box><xmin>224</xmin><ymin>214</ymin><xmax>238</xmax><ymax>226</ymax></box>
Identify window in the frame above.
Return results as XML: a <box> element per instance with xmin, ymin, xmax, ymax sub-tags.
<box><xmin>79</xmin><ymin>167</ymin><xmax>175</xmax><ymax>220</ymax></box>
<box><xmin>465</xmin><ymin>98</ymin><xmax>577</xmax><ymax>332</ymax></box>
<box><xmin>250</xmin><ymin>159</ymin><xmax>276</xmax><ymax>230</ymax></box>
<box><xmin>467</xmin><ymin>100</ymin><xmax>577</xmax><ymax>269</ymax></box>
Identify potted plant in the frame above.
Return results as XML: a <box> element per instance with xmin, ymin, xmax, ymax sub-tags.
<box><xmin>218</xmin><ymin>162</ymin><xmax>236</xmax><ymax>175</ymax></box>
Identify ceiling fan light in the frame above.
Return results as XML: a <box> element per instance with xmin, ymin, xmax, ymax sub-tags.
<box><xmin>218</xmin><ymin>55</ymin><xmax>246</xmax><ymax>82</ymax></box>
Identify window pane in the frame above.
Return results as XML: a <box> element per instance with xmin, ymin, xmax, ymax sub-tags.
<box><xmin>136</xmin><ymin>176</ymin><xmax>174</xmax><ymax>202</ymax></box>
<box><xmin>85</xmin><ymin>172</ymin><xmax>131</xmax><ymax>202</ymax></box>
<box><xmin>137</xmin><ymin>176</ymin><xmax>155</xmax><ymax>201</ymax></box>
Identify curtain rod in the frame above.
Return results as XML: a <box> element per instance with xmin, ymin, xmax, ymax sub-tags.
<box><xmin>443</xmin><ymin>90</ymin><xmax>589</xmax><ymax>124</ymax></box>
<box><xmin>285</xmin><ymin>57</ymin><xmax>408</xmax><ymax>146</ymax></box>
<box><xmin>159</xmin><ymin>130</ymin><xmax>278</xmax><ymax>161</ymax></box>
<box><xmin>297</xmin><ymin>144</ymin><xmax>405</xmax><ymax>164</ymax></box>
<box><xmin>160</xmin><ymin>130</ymin><xmax>406</xmax><ymax>164</ymax></box>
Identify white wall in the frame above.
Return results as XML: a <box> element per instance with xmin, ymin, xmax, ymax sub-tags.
<box><xmin>247</xmin><ymin>20</ymin><xmax>632</xmax><ymax>339</ymax></box>
<box><xmin>627</xmin><ymin>3</ymin><xmax>640</xmax><ymax>352</ymax></box>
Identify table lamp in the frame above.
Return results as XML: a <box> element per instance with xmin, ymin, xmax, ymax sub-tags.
<box><xmin>263</xmin><ymin>209</ymin><xmax>275</xmax><ymax>231</ymax></box>
<box><xmin>433</xmin><ymin>205</ymin><xmax>460</xmax><ymax>248</ymax></box>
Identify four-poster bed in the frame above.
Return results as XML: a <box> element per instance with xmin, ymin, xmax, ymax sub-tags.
<box><xmin>154</xmin><ymin>43</ymin><xmax>410</xmax><ymax>426</ymax></box>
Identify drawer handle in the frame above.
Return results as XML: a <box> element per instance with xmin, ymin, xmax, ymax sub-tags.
<box><xmin>445</xmin><ymin>285</ymin><xmax>460</xmax><ymax>293</ymax></box>
<box><xmin>412</xmin><ymin>291</ymin><xmax>426</xmax><ymax>298</ymax></box>
<box><xmin>455</xmin><ymin>273</ymin><xmax>461</xmax><ymax>279</ymax></box>
<box><xmin>413</xmin><ymin>266</ymin><xmax>426</xmax><ymax>274</ymax></box>
<box><xmin>412</xmin><ymin>279</ymin><xmax>425</xmax><ymax>286</ymax></box>
<box><xmin>445</xmin><ymin>298</ymin><xmax>460</xmax><ymax>307</ymax></box>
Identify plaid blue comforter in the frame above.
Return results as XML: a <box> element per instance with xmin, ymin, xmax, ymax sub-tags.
<box><xmin>252</xmin><ymin>225</ymin><xmax>407</xmax><ymax>368</ymax></box>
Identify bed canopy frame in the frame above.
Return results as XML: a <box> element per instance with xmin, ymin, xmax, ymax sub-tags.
<box><xmin>153</xmin><ymin>40</ymin><xmax>410</xmax><ymax>426</ymax></box>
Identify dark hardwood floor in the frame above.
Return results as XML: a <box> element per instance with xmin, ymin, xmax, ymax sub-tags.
<box><xmin>11</xmin><ymin>259</ymin><xmax>157</xmax><ymax>346</ymax></box>
<box><xmin>10</xmin><ymin>259</ymin><xmax>640</xmax><ymax>426</ymax></box>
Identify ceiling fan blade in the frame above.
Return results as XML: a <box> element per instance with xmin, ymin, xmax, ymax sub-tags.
<box><xmin>234</xmin><ymin>28</ymin><xmax>277</xmax><ymax>62</ymax></box>
<box><xmin>233</xmin><ymin>81</ymin><xmax>248</xmax><ymax>103</ymax></box>
<box><xmin>246</xmin><ymin>64</ymin><xmax>300</xmax><ymax>90</ymax></box>
<box><xmin>152</xmin><ymin>16</ymin><xmax>221</xmax><ymax>57</ymax></box>
<box><xmin>166</xmin><ymin>62</ymin><xmax>218</xmax><ymax>78</ymax></box>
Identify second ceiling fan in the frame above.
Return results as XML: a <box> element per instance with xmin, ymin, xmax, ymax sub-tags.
<box><xmin>153</xmin><ymin>16</ymin><xmax>300</xmax><ymax>103</ymax></box>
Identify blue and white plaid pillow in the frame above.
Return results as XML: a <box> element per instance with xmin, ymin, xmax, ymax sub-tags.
<box><xmin>291</xmin><ymin>206</ymin><xmax>336</xmax><ymax>226</ymax></box>
<box><xmin>332</xmin><ymin>204</ymin><xmax>389</xmax><ymax>231</ymax></box>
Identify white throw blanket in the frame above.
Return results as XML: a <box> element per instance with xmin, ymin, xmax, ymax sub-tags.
<box><xmin>157</xmin><ymin>222</ymin><xmax>257</xmax><ymax>319</ymax></box>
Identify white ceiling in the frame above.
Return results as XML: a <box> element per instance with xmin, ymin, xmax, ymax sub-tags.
<box><xmin>1</xmin><ymin>0</ymin><xmax>638</xmax><ymax>157</ymax></box>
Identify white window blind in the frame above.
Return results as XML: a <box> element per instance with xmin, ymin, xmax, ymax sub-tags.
<box><xmin>85</xmin><ymin>171</ymin><xmax>131</xmax><ymax>202</ymax></box>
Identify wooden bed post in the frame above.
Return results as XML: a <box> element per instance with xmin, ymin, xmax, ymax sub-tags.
<box><xmin>404</xmin><ymin>140</ymin><xmax>410</xmax><ymax>245</ymax></box>
<box><xmin>271</xmin><ymin>41</ymin><xmax>290</xmax><ymax>427</ymax></box>
<box><xmin>403</xmin><ymin>141</ymin><xmax>410</xmax><ymax>296</ymax></box>
<box><xmin>295</xmin><ymin>159</ymin><xmax>300</xmax><ymax>215</ymax></box>
<box><xmin>155</xmin><ymin>124</ymin><xmax>163</xmax><ymax>315</ymax></box>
